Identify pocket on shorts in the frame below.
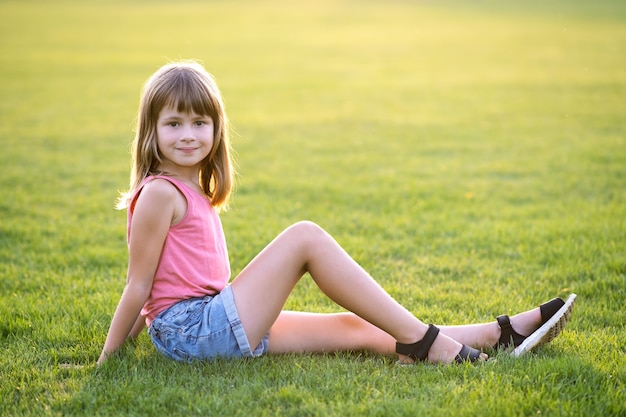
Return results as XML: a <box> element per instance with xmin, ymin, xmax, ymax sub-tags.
<box><xmin>149</xmin><ymin>298</ymin><xmax>207</xmax><ymax>359</ymax></box>
<box><xmin>165</xmin><ymin>298</ymin><xmax>206</xmax><ymax>328</ymax></box>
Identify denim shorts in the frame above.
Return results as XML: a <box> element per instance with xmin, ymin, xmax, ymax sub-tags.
<box><xmin>148</xmin><ymin>285</ymin><xmax>270</xmax><ymax>362</ymax></box>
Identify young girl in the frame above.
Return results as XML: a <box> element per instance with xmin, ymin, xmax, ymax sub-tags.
<box><xmin>98</xmin><ymin>61</ymin><xmax>575</xmax><ymax>366</ymax></box>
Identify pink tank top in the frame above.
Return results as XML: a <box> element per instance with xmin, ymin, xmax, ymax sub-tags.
<box><xmin>128</xmin><ymin>175</ymin><xmax>230</xmax><ymax>325</ymax></box>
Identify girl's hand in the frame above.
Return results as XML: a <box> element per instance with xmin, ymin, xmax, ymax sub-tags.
<box><xmin>97</xmin><ymin>351</ymin><xmax>111</xmax><ymax>366</ymax></box>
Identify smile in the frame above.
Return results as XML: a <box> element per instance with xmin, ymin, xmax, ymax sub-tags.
<box><xmin>177</xmin><ymin>147</ymin><xmax>198</xmax><ymax>153</ymax></box>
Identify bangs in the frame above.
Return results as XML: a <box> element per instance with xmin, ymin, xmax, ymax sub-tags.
<box><xmin>150</xmin><ymin>66</ymin><xmax>218</xmax><ymax>119</ymax></box>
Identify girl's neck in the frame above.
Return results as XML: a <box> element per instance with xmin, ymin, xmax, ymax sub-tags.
<box><xmin>169</xmin><ymin>173</ymin><xmax>198</xmax><ymax>185</ymax></box>
<box><xmin>155</xmin><ymin>167</ymin><xmax>201</xmax><ymax>191</ymax></box>
<box><xmin>162</xmin><ymin>173</ymin><xmax>205</xmax><ymax>196</ymax></box>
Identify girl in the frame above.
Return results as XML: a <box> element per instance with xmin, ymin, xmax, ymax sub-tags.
<box><xmin>98</xmin><ymin>61</ymin><xmax>575</xmax><ymax>366</ymax></box>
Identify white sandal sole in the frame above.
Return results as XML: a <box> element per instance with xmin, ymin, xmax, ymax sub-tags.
<box><xmin>511</xmin><ymin>293</ymin><xmax>577</xmax><ymax>357</ymax></box>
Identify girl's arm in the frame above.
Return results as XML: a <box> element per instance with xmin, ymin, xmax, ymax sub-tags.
<box><xmin>128</xmin><ymin>313</ymin><xmax>147</xmax><ymax>339</ymax></box>
<box><xmin>97</xmin><ymin>180</ymin><xmax>178</xmax><ymax>365</ymax></box>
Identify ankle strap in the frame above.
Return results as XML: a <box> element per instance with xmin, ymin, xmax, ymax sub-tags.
<box><xmin>396</xmin><ymin>324</ymin><xmax>440</xmax><ymax>361</ymax></box>
<box><xmin>497</xmin><ymin>315</ymin><xmax>512</xmax><ymax>331</ymax></box>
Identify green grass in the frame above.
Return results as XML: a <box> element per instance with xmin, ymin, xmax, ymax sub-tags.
<box><xmin>1</xmin><ymin>0</ymin><xmax>625</xmax><ymax>415</ymax></box>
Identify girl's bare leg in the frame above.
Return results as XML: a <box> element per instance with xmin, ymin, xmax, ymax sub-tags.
<box><xmin>230</xmin><ymin>221</ymin><xmax>486</xmax><ymax>364</ymax></box>
<box><xmin>268</xmin><ymin>311</ymin><xmax>395</xmax><ymax>354</ymax></box>
<box><xmin>268</xmin><ymin>308</ymin><xmax>544</xmax><ymax>354</ymax></box>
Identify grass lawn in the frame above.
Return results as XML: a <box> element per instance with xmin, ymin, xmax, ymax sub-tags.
<box><xmin>1</xmin><ymin>0</ymin><xmax>625</xmax><ymax>415</ymax></box>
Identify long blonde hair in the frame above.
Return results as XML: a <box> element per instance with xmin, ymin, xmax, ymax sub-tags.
<box><xmin>118</xmin><ymin>60</ymin><xmax>234</xmax><ymax>210</ymax></box>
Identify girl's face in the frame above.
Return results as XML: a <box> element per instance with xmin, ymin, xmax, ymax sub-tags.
<box><xmin>156</xmin><ymin>105</ymin><xmax>214</xmax><ymax>175</ymax></box>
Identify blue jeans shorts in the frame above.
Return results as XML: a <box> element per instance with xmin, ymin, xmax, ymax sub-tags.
<box><xmin>148</xmin><ymin>285</ymin><xmax>270</xmax><ymax>362</ymax></box>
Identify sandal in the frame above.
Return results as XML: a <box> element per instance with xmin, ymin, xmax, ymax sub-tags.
<box><xmin>512</xmin><ymin>294</ymin><xmax>576</xmax><ymax>357</ymax></box>
<box><xmin>396</xmin><ymin>324</ymin><xmax>484</xmax><ymax>364</ymax></box>
<box><xmin>495</xmin><ymin>294</ymin><xmax>577</xmax><ymax>356</ymax></box>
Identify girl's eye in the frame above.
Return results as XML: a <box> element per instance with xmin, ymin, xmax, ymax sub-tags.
<box><xmin>195</xmin><ymin>121</ymin><xmax>207</xmax><ymax>126</ymax></box>
<box><xmin>168</xmin><ymin>122</ymin><xmax>179</xmax><ymax>127</ymax></box>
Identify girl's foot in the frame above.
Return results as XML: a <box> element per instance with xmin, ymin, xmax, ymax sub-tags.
<box><xmin>495</xmin><ymin>295</ymin><xmax>576</xmax><ymax>354</ymax></box>
<box><xmin>397</xmin><ymin>324</ymin><xmax>488</xmax><ymax>365</ymax></box>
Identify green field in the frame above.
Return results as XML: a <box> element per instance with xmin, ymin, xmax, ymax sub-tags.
<box><xmin>1</xmin><ymin>0</ymin><xmax>625</xmax><ymax>415</ymax></box>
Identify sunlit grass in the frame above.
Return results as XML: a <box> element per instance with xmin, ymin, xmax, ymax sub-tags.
<box><xmin>1</xmin><ymin>0</ymin><xmax>624</xmax><ymax>415</ymax></box>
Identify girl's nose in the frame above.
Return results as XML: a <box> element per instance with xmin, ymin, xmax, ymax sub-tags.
<box><xmin>181</xmin><ymin>126</ymin><xmax>195</xmax><ymax>140</ymax></box>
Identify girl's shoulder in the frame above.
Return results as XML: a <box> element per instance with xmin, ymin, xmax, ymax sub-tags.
<box><xmin>130</xmin><ymin>176</ymin><xmax>187</xmax><ymax>219</ymax></box>
<box><xmin>140</xmin><ymin>177</ymin><xmax>181</xmax><ymax>201</ymax></box>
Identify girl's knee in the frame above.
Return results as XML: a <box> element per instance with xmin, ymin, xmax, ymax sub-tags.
<box><xmin>287</xmin><ymin>221</ymin><xmax>326</xmax><ymax>241</ymax></box>
<box><xmin>340</xmin><ymin>312</ymin><xmax>365</xmax><ymax>330</ymax></box>
<box><xmin>282</xmin><ymin>221</ymin><xmax>333</xmax><ymax>262</ymax></box>
<box><xmin>338</xmin><ymin>313</ymin><xmax>376</xmax><ymax>344</ymax></box>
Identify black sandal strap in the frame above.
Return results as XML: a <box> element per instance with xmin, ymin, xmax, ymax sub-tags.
<box><xmin>455</xmin><ymin>345</ymin><xmax>483</xmax><ymax>363</ymax></box>
<box><xmin>495</xmin><ymin>315</ymin><xmax>525</xmax><ymax>349</ymax></box>
<box><xmin>540</xmin><ymin>298</ymin><xmax>565</xmax><ymax>324</ymax></box>
<box><xmin>396</xmin><ymin>324</ymin><xmax>440</xmax><ymax>361</ymax></box>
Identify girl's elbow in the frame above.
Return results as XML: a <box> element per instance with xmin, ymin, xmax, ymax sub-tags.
<box><xmin>125</xmin><ymin>279</ymin><xmax>153</xmax><ymax>300</ymax></box>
